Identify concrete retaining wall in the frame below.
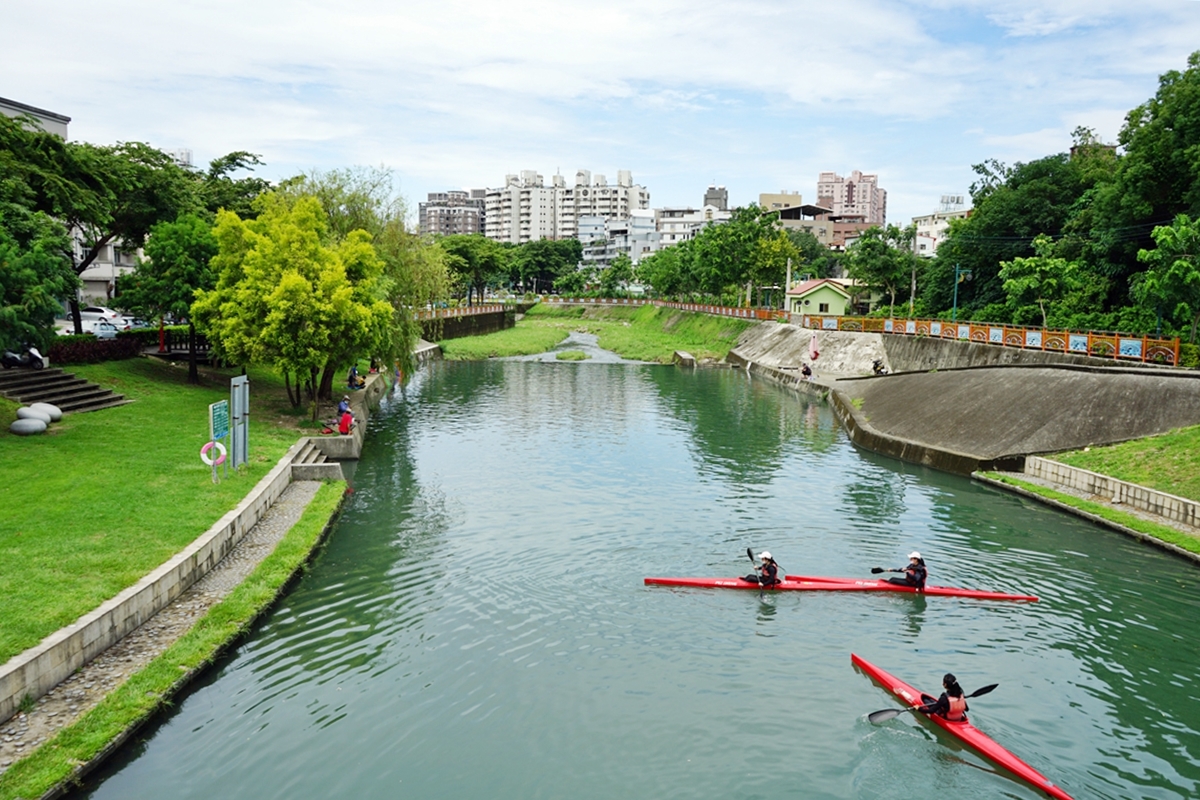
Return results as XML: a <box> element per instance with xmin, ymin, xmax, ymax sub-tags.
<box><xmin>881</xmin><ymin>334</ymin><xmax>1147</xmax><ymax>372</ymax></box>
<box><xmin>0</xmin><ymin>438</ymin><xmax>306</xmax><ymax>722</ymax></box>
<box><xmin>421</xmin><ymin>309</ymin><xmax>513</xmax><ymax>342</ymax></box>
<box><xmin>1026</xmin><ymin>456</ymin><xmax>1200</xmax><ymax>529</ymax></box>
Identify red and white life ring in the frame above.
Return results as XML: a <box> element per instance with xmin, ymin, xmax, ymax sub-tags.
<box><xmin>201</xmin><ymin>441</ymin><xmax>227</xmax><ymax>466</ymax></box>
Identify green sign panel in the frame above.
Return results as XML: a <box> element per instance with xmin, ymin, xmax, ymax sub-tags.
<box><xmin>210</xmin><ymin>400</ymin><xmax>230</xmax><ymax>440</ymax></box>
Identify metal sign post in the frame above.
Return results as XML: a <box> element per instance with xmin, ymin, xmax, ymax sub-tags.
<box><xmin>230</xmin><ymin>376</ymin><xmax>250</xmax><ymax>469</ymax></box>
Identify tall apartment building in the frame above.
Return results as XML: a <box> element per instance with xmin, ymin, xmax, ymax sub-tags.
<box><xmin>655</xmin><ymin>205</ymin><xmax>732</xmax><ymax>246</ymax></box>
<box><xmin>420</xmin><ymin>189</ymin><xmax>487</xmax><ymax>236</ymax></box>
<box><xmin>484</xmin><ymin>169</ymin><xmax>649</xmax><ymax>244</ymax></box>
<box><xmin>704</xmin><ymin>185</ymin><xmax>729</xmax><ymax>211</ymax></box>
<box><xmin>759</xmin><ymin>190</ymin><xmax>804</xmax><ymax>211</ymax></box>
<box><xmin>816</xmin><ymin>170</ymin><xmax>887</xmax><ymax>225</ymax></box>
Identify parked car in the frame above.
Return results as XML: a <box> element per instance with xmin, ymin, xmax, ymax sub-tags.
<box><xmin>79</xmin><ymin>320</ymin><xmax>119</xmax><ymax>339</ymax></box>
<box><xmin>79</xmin><ymin>306</ymin><xmax>124</xmax><ymax>324</ymax></box>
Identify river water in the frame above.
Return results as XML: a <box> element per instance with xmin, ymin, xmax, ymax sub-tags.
<box><xmin>77</xmin><ymin>361</ymin><xmax>1200</xmax><ymax>799</ymax></box>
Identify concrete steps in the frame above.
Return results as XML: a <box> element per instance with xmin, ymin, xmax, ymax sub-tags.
<box><xmin>0</xmin><ymin>367</ymin><xmax>131</xmax><ymax>414</ymax></box>
<box><xmin>291</xmin><ymin>439</ymin><xmax>343</xmax><ymax>481</ymax></box>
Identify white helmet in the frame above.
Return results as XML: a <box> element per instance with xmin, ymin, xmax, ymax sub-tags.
<box><xmin>759</xmin><ymin>551</ymin><xmax>772</xmax><ymax>561</ymax></box>
<box><xmin>908</xmin><ymin>551</ymin><xmax>921</xmax><ymax>560</ymax></box>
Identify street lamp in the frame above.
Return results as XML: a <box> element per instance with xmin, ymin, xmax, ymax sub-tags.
<box><xmin>952</xmin><ymin>263</ymin><xmax>972</xmax><ymax>323</ymax></box>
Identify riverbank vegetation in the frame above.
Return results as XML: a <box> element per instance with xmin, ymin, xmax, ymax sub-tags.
<box><xmin>0</xmin><ymin>357</ymin><xmax>312</xmax><ymax>664</ymax></box>
<box><xmin>833</xmin><ymin>52</ymin><xmax>1200</xmax><ymax>344</ymax></box>
<box><xmin>980</xmin><ymin>472</ymin><xmax>1200</xmax><ymax>558</ymax></box>
<box><xmin>440</xmin><ymin>304</ymin><xmax>755</xmax><ymax>363</ymax></box>
<box><xmin>1053</xmin><ymin>426</ymin><xmax>1200</xmax><ymax>503</ymax></box>
<box><xmin>0</xmin><ymin>481</ymin><xmax>344</xmax><ymax>800</ymax></box>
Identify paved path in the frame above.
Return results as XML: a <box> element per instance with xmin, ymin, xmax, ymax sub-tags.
<box><xmin>0</xmin><ymin>481</ymin><xmax>324</xmax><ymax>774</ymax></box>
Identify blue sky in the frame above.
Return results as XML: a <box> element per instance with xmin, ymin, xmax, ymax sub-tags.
<box><xmin>5</xmin><ymin>1</ymin><xmax>1200</xmax><ymax>225</ymax></box>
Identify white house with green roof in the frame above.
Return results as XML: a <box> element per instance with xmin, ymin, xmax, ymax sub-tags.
<box><xmin>786</xmin><ymin>278</ymin><xmax>853</xmax><ymax>316</ymax></box>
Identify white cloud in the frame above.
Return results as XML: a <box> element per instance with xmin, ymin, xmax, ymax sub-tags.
<box><xmin>3</xmin><ymin>0</ymin><xmax>1199</xmax><ymax>223</ymax></box>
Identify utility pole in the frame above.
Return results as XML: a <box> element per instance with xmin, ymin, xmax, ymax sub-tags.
<box><xmin>952</xmin><ymin>263</ymin><xmax>972</xmax><ymax>323</ymax></box>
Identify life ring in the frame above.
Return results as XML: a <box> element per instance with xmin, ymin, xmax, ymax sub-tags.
<box><xmin>201</xmin><ymin>441</ymin><xmax>227</xmax><ymax>466</ymax></box>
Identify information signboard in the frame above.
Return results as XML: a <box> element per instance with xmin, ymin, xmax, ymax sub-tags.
<box><xmin>210</xmin><ymin>400</ymin><xmax>230</xmax><ymax>441</ymax></box>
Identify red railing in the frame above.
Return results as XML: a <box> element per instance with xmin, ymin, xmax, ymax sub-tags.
<box><xmin>798</xmin><ymin>315</ymin><xmax>1180</xmax><ymax>366</ymax></box>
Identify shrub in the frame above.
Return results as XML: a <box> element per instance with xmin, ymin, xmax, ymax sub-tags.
<box><xmin>1180</xmin><ymin>343</ymin><xmax>1199</xmax><ymax>369</ymax></box>
<box><xmin>47</xmin><ymin>335</ymin><xmax>143</xmax><ymax>364</ymax></box>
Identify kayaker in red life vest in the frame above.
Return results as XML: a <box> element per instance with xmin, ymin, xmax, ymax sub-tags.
<box><xmin>744</xmin><ymin>551</ymin><xmax>780</xmax><ymax>586</ymax></box>
<box><xmin>919</xmin><ymin>673</ymin><xmax>969</xmax><ymax>721</ymax></box>
<box><xmin>884</xmin><ymin>552</ymin><xmax>927</xmax><ymax>590</ymax></box>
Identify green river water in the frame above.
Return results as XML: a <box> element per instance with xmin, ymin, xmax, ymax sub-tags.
<box><xmin>76</xmin><ymin>361</ymin><xmax>1199</xmax><ymax>799</ymax></box>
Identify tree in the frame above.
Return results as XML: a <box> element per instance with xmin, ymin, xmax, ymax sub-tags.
<box><xmin>998</xmin><ymin>234</ymin><xmax>1079</xmax><ymax>328</ymax></box>
<box><xmin>438</xmin><ymin>234</ymin><xmax>508</xmax><ymax>305</ymax></box>
<box><xmin>598</xmin><ymin>254</ymin><xmax>633</xmax><ymax>297</ymax></box>
<box><xmin>1133</xmin><ymin>214</ymin><xmax>1200</xmax><ymax>342</ymax></box>
<box><xmin>115</xmin><ymin>214</ymin><xmax>218</xmax><ymax>383</ymax></box>
<box><xmin>510</xmin><ymin>238</ymin><xmax>582</xmax><ymax>293</ymax></box>
<box><xmin>843</xmin><ymin>225</ymin><xmax>916</xmax><ymax>314</ymax></box>
<box><xmin>193</xmin><ymin>195</ymin><xmax>393</xmax><ymax>419</ymax></box>
<box><xmin>0</xmin><ymin>199</ymin><xmax>77</xmax><ymax>351</ymax></box>
<box><xmin>786</xmin><ymin>229</ymin><xmax>841</xmax><ymax>279</ymax></box>
<box><xmin>279</xmin><ymin>167</ymin><xmax>450</xmax><ymax>388</ymax></box>
<box><xmin>200</xmin><ymin>152</ymin><xmax>272</xmax><ymax>219</ymax></box>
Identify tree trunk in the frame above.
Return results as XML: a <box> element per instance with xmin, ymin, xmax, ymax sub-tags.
<box><xmin>70</xmin><ymin>299</ymin><xmax>83</xmax><ymax>336</ymax></box>
<box><xmin>318</xmin><ymin>360</ymin><xmax>336</xmax><ymax>401</ymax></box>
<box><xmin>187</xmin><ymin>322</ymin><xmax>199</xmax><ymax>384</ymax></box>
<box><xmin>309</xmin><ymin>367</ymin><xmax>320</xmax><ymax>422</ymax></box>
<box><xmin>284</xmin><ymin>372</ymin><xmax>300</xmax><ymax>408</ymax></box>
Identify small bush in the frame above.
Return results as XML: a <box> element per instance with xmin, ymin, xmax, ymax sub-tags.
<box><xmin>47</xmin><ymin>335</ymin><xmax>142</xmax><ymax>365</ymax></box>
<box><xmin>1180</xmin><ymin>343</ymin><xmax>1199</xmax><ymax>369</ymax></box>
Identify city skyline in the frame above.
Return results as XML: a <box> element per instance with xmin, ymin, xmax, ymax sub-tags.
<box><xmin>4</xmin><ymin>1</ymin><xmax>1200</xmax><ymax>226</ymax></box>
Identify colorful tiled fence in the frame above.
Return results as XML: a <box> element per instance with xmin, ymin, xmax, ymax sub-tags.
<box><xmin>798</xmin><ymin>315</ymin><xmax>1180</xmax><ymax>366</ymax></box>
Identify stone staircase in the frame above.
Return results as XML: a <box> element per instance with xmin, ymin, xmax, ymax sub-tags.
<box><xmin>291</xmin><ymin>439</ymin><xmax>343</xmax><ymax>480</ymax></box>
<box><xmin>0</xmin><ymin>368</ymin><xmax>131</xmax><ymax>413</ymax></box>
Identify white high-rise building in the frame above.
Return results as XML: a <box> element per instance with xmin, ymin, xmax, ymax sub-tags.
<box><xmin>816</xmin><ymin>170</ymin><xmax>887</xmax><ymax>225</ymax></box>
<box><xmin>484</xmin><ymin>169</ymin><xmax>649</xmax><ymax>243</ymax></box>
<box><xmin>911</xmin><ymin>196</ymin><xmax>970</xmax><ymax>257</ymax></box>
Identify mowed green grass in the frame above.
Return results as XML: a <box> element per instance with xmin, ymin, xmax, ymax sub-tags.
<box><xmin>440</xmin><ymin>302</ymin><xmax>755</xmax><ymax>363</ymax></box>
<box><xmin>1054</xmin><ymin>425</ymin><xmax>1200</xmax><ymax>503</ymax></box>
<box><xmin>0</xmin><ymin>358</ymin><xmax>302</xmax><ymax>663</ymax></box>
<box><xmin>0</xmin><ymin>481</ymin><xmax>345</xmax><ymax>800</ymax></box>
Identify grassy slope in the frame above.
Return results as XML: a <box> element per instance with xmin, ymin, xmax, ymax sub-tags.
<box><xmin>1053</xmin><ymin>425</ymin><xmax>1200</xmax><ymax>503</ymax></box>
<box><xmin>0</xmin><ymin>358</ymin><xmax>305</xmax><ymax>663</ymax></box>
<box><xmin>0</xmin><ymin>481</ymin><xmax>345</xmax><ymax>800</ymax></box>
<box><xmin>440</xmin><ymin>303</ymin><xmax>755</xmax><ymax>363</ymax></box>
<box><xmin>980</xmin><ymin>472</ymin><xmax>1200</xmax><ymax>556</ymax></box>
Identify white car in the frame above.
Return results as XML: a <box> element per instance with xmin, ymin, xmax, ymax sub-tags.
<box><xmin>80</xmin><ymin>320</ymin><xmax>119</xmax><ymax>339</ymax></box>
<box><xmin>79</xmin><ymin>306</ymin><xmax>124</xmax><ymax>325</ymax></box>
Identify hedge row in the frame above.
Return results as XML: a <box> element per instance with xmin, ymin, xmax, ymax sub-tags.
<box><xmin>47</xmin><ymin>335</ymin><xmax>143</xmax><ymax>365</ymax></box>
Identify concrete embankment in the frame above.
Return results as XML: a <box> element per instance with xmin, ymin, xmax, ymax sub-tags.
<box><xmin>730</xmin><ymin>322</ymin><xmax>1200</xmax><ymax>475</ymax></box>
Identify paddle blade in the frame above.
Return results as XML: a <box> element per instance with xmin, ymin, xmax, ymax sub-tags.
<box><xmin>870</xmin><ymin>567</ymin><xmax>885</xmax><ymax>574</ymax></box>
<box><xmin>968</xmin><ymin>683</ymin><xmax>999</xmax><ymax>699</ymax></box>
<box><xmin>747</xmin><ymin>547</ymin><xmax>756</xmax><ymax>563</ymax></box>
<box><xmin>867</xmin><ymin>708</ymin><xmax>906</xmax><ymax>724</ymax></box>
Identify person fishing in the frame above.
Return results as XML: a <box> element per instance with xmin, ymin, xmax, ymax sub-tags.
<box><xmin>744</xmin><ymin>551</ymin><xmax>780</xmax><ymax>587</ymax></box>
<box><xmin>918</xmin><ymin>673</ymin><xmax>969</xmax><ymax>721</ymax></box>
<box><xmin>884</xmin><ymin>551</ymin><xmax>927</xmax><ymax>590</ymax></box>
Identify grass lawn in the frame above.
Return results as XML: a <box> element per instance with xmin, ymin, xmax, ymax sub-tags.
<box><xmin>440</xmin><ymin>302</ymin><xmax>755</xmax><ymax>363</ymax></box>
<box><xmin>1052</xmin><ymin>425</ymin><xmax>1200</xmax><ymax>503</ymax></box>
<box><xmin>0</xmin><ymin>481</ymin><xmax>345</xmax><ymax>800</ymax></box>
<box><xmin>0</xmin><ymin>357</ymin><xmax>315</xmax><ymax>664</ymax></box>
<box><xmin>555</xmin><ymin>350</ymin><xmax>589</xmax><ymax>361</ymax></box>
<box><xmin>980</xmin><ymin>472</ymin><xmax>1200</xmax><ymax>557</ymax></box>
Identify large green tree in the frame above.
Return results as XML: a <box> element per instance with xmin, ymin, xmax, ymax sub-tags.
<box><xmin>438</xmin><ymin>234</ymin><xmax>508</xmax><ymax>305</ymax></box>
<box><xmin>0</xmin><ymin>202</ymin><xmax>77</xmax><ymax>351</ymax></box>
<box><xmin>998</xmin><ymin>234</ymin><xmax>1079</xmax><ymax>328</ymax></box>
<box><xmin>510</xmin><ymin>238</ymin><xmax>582</xmax><ymax>293</ymax></box>
<box><xmin>844</xmin><ymin>224</ymin><xmax>916</xmax><ymax>314</ymax></box>
<box><xmin>193</xmin><ymin>195</ymin><xmax>393</xmax><ymax>418</ymax></box>
<box><xmin>1133</xmin><ymin>214</ymin><xmax>1200</xmax><ymax>342</ymax></box>
<box><xmin>115</xmin><ymin>214</ymin><xmax>218</xmax><ymax>383</ymax></box>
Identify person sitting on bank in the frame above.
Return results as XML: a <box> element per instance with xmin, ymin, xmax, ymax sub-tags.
<box><xmin>918</xmin><ymin>673</ymin><xmax>968</xmax><ymax>721</ymax></box>
<box><xmin>337</xmin><ymin>395</ymin><xmax>351</xmax><ymax>416</ymax></box>
<box><xmin>744</xmin><ymin>551</ymin><xmax>780</xmax><ymax>587</ymax></box>
<box><xmin>885</xmin><ymin>552</ymin><xmax>927</xmax><ymax>590</ymax></box>
<box><xmin>801</xmin><ymin>363</ymin><xmax>813</xmax><ymax>381</ymax></box>
<box><xmin>338</xmin><ymin>409</ymin><xmax>354</xmax><ymax>436</ymax></box>
<box><xmin>347</xmin><ymin>365</ymin><xmax>366</xmax><ymax>389</ymax></box>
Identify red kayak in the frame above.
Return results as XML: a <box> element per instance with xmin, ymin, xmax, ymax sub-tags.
<box><xmin>852</xmin><ymin>653</ymin><xmax>1073</xmax><ymax>800</ymax></box>
<box><xmin>642</xmin><ymin>575</ymin><xmax>1038</xmax><ymax>602</ymax></box>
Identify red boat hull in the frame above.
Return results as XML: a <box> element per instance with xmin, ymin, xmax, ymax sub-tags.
<box><xmin>851</xmin><ymin>653</ymin><xmax>1073</xmax><ymax>800</ymax></box>
<box><xmin>642</xmin><ymin>575</ymin><xmax>1037</xmax><ymax>602</ymax></box>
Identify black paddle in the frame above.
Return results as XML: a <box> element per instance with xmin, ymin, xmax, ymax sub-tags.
<box><xmin>867</xmin><ymin>683</ymin><xmax>1000</xmax><ymax>724</ymax></box>
<box><xmin>870</xmin><ymin>567</ymin><xmax>888</xmax><ymax>574</ymax></box>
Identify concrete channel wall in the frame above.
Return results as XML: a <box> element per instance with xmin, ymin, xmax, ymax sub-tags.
<box><xmin>1026</xmin><ymin>456</ymin><xmax>1200</xmax><ymax>529</ymax></box>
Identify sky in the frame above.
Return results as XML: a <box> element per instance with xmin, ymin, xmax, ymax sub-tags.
<box><xmin>5</xmin><ymin>0</ymin><xmax>1200</xmax><ymax>225</ymax></box>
